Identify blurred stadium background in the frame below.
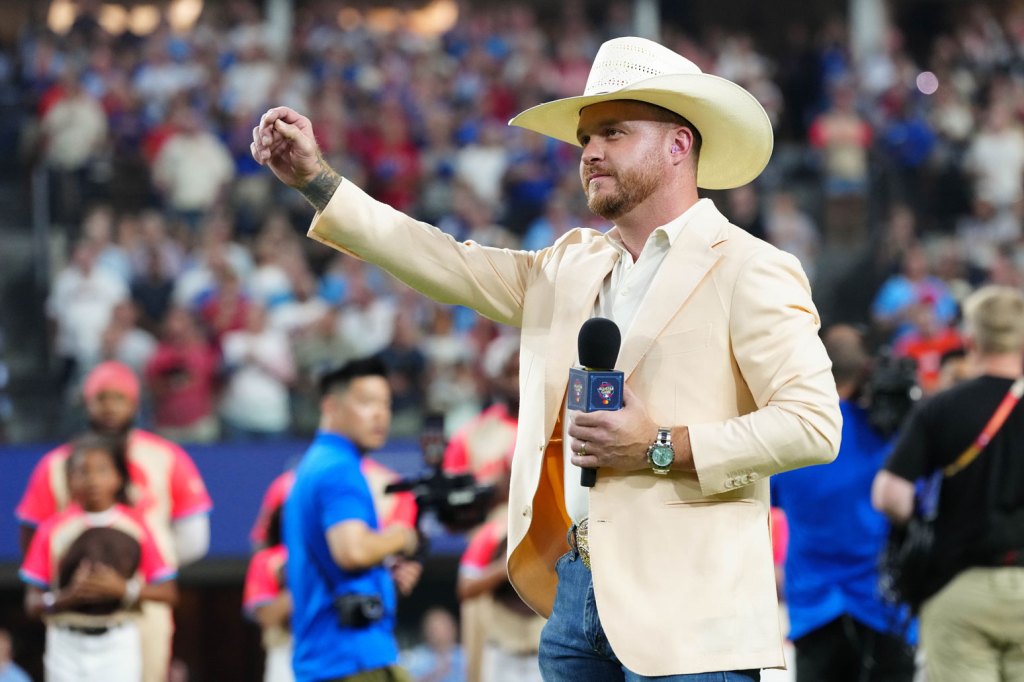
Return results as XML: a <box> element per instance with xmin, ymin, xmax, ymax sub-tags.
<box><xmin>0</xmin><ymin>0</ymin><xmax>1020</xmax><ymax>679</ymax></box>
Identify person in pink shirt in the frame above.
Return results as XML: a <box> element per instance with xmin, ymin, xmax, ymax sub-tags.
<box><xmin>145</xmin><ymin>307</ymin><xmax>221</xmax><ymax>443</ymax></box>
<box><xmin>16</xmin><ymin>361</ymin><xmax>211</xmax><ymax>682</ymax></box>
<box><xmin>243</xmin><ymin>505</ymin><xmax>292</xmax><ymax>682</ymax></box>
<box><xmin>21</xmin><ymin>433</ymin><xmax>178</xmax><ymax>682</ymax></box>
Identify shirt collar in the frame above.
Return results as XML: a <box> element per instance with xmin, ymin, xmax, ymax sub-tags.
<box><xmin>602</xmin><ymin>198</ymin><xmax>709</xmax><ymax>256</ymax></box>
<box><xmin>313</xmin><ymin>430</ymin><xmax>360</xmax><ymax>456</ymax></box>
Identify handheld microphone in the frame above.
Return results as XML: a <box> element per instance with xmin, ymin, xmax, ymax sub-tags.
<box><xmin>568</xmin><ymin>317</ymin><xmax>624</xmax><ymax>488</ymax></box>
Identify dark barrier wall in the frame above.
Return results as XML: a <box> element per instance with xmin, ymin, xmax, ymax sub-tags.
<box><xmin>0</xmin><ymin>437</ymin><xmax>429</xmax><ymax>564</ymax></box>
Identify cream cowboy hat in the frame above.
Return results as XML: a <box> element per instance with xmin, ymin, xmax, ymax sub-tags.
<box><xmin>509</xmin><ymin>36</ymin><xmax>773</xmax><ymax>190</ymax></box>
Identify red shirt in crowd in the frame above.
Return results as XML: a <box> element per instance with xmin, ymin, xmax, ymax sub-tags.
<box><xmin>145</xmin><ymin>341</ymin><xmax>220</xmax><ymax>429</ymax></box>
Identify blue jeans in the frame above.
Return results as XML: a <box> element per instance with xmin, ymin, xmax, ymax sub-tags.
<box><xmin>538</xmin><ymin>548</ymin><xmax>761</xmax><ymax>682</ymax></box>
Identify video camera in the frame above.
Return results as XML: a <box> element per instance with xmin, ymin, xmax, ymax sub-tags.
<box><xmin>862</xmin><ymin>349</ymin><xmax>922</xmax><ymax>437</ymax></box>
<box><xmin>384</xmin><ymin>414</ymin><xmax>494</xmax><ymax>533</ymax></box>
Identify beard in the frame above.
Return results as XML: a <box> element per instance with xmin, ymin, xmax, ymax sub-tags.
<box><xmin>584</xmin><ymin>159</ymin><xmax>662</xmax><ymax>220</ymax></box>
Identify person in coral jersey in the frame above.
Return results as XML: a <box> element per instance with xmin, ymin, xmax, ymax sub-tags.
<box><xmin>249</xmin><ymin>464</ymin><xmax>417</xmax><ymax>553</ymax></box>
<box><xmin>244</xmin><ymin>504</ymin><xmax>293</xmax><ymax>682</ymax></box>
<box><xmin>15</xmin><ymin>361</ymin><xmax>212</xmax><ymax>682</ymax></box>
<box><xmin>21</xmin><ymin>433</ymin><xmax>178</xmax><ymax>682</ymax></box>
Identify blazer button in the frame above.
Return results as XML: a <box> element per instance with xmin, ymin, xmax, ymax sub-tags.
<box><xmin>522</xmin><ymin>505</ymin><xmax>532</xmax><ymax>518</ymax></box>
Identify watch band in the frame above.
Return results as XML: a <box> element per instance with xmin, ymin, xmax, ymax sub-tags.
<box><xmin>648</xmin><ymin>427</ymin><xmax>674</xmax><ymax>474</ymax></box>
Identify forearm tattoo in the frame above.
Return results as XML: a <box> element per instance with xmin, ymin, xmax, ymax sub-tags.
<box><xmin>299</xmin><ymin>154</ymin><xmax>343</xmax><ymax>212</ymax></box>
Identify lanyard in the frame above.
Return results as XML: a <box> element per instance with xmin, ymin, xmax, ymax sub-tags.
<box><xmin>943</xmin><ymin>377</ymin><xmax>1024</xmax><ymax>478</ymax></box>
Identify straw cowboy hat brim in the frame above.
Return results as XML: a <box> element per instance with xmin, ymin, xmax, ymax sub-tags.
<box><xmin>509</xmin><ymin>72</ymin><xmax>774</xmax><ymax>191</ymax></box>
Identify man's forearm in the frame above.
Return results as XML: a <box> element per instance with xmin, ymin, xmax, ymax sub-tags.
<box><xmin>298</xmin><ymin>155</ymin><xmax>342</xmax><ymax>212</ymax></box>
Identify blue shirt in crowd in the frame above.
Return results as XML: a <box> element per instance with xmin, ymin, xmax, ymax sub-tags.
<box><xmin>0</xmin><ymin>662</ymin><xmax>31</xmax><ymax>682</ymax></box>
<box><xmin>771</xmin><ymin>400</ymin><xmax>915</xmax><ymax>642</ymax></box>
<box><xmin>284</xmin><ymin>431</ymin><xmax>399</xmax><ymax>682</ymax></box>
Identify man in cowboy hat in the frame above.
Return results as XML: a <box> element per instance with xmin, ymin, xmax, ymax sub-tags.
<box><xmin>252</xmin><ymin>36</ymin><xmax>841</xmax><ymax>680</ymax></box>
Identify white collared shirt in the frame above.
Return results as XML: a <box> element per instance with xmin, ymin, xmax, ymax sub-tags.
<box><xmin>563</xmin><ymin>199</ymin><xmax>709</xmax><ymax>523</ymax></box>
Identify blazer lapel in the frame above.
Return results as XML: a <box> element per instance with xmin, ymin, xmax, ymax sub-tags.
<box><xmin>543</xmin><ymin>242</ymin><xmax>619</xmax><ymax>436</ymax></box>
<box><xmin>617</xmin><ymin>206</ymin><xmax>728</xmax><ymax>379</ymax></box>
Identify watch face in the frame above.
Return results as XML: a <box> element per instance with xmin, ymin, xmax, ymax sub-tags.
<box><xmin>651</xmin><ymin>444</ymin><xmax>674</xmax><ymax>468</ymax></box>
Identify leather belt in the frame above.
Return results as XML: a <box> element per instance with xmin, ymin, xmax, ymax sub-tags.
<box><xmin>568</xmin><ymin>518</ymin><xmax>590</xmax><ymax>570</ymax></box>
<box><xmin>61</xmin><ymin>624</ymin><xmax>118</xmax><ymax>636</ymax></box>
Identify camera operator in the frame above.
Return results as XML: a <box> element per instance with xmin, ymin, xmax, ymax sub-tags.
<box><xmin>771</xmin><ymin>325</ymin><xmax>916</xmax><ymax>682</ymax></box>
<box><xmin>284</xmin><ymin>357</ymin><xmax>421</xmax><ymax>682</ymax></box>
<box><xmin>873</xmin><ymin>286</ymin><xmax>1024</xmax><ymax>682</ymax></box>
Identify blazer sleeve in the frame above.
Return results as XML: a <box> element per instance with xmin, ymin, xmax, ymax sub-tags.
<box><xmin>688</xmin><ymin>248</ymin><xmax>842</xmax><ymax>496</ymax></box>
<box><xmin>307</xmin><ymin>179</ymin><xmax>537</xmax><ymax>328</ymax></box>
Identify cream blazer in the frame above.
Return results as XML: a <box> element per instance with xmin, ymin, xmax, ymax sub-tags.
<box><xmin>310</xmin><ymin>180</ymin><xmax>842</xmax><ymax>676</ymax></box>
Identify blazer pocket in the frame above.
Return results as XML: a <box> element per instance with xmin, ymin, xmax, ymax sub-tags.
<box><xmin>645</xmin><ymin>324</ymin><xmax>711</xmax><ymax>359</ymax></box>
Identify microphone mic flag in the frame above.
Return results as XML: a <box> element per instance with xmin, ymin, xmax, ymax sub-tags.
<box><xmin>568</xmin><ymin>317</ymin><xmax>624</xmax><ymax>487</ymax></box>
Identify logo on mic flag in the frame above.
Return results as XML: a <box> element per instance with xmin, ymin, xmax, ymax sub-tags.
<box><xmin>597</xmin><ymin>381</ymin><xmax>615</xmax><ymax>405</ymax></box>
<box><xmin>572</xmin><ymin>377</ymin><xmax>585</xmax><ymax>404</ymax></box>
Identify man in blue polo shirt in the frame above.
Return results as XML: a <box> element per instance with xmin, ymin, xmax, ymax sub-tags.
<box><xmin>771</xmin><ymin>326</ymin><xmax>916</xmax><ymax>682</ymax></box>
<box><xmin>285</xmin><ymin>357</ymin><xmax>422</xmax><ymax>682</ymax></box>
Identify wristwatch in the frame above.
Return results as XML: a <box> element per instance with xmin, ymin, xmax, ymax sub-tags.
<box><xmin>646</xmin><ymin>428</ymin><xmax>674</xmax><ymax>475</ymax></box>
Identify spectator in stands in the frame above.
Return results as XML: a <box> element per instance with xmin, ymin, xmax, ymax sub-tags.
<box><xmin>455</xmin><ymin>120</ymin><xmax>509</xmax><ymax>209</ymax></box>
<box><xmin>379</xmin><ymin>311</ymin><xmax>429</xmax><ymax>438</ymax></box>
<box><xmin>21</xmin><ymin>433</ymin><xmax>178</xmax><ymax>682</ymax></box>
<box><xmin>82</xmin><ymin>204</ymin><xmax>131</xmax><ymax>283</ymax></box>
<box><xmin>129</xmin><ymin>210</ymin><xmax>185</xmax><ymax>281</ymax></box>
<box><xmin>220</xmin><ymin>304</ymin><xmax>295</xmax><ymax>440</ymax></box>
<box><xmin>145</xmin><ymin>307</ymin><xmax>220</xmax><ymax>443</ymax></box>
<box><xmin>16</xmin><ymin>361</ymin><xmax>212</xmax><ymax>682</ymax></box>
<box><xmin>249</xmin><ymin>219</ymin><xmax>300</xmax><ymax>310</ymax></box>
<box><xmin>724</xmin><ymin>183</ymin><xmax>767</xmax><ymax>242</ymax></box>
<box><xmin>132</xmin><ymin>39</ymin><xmax>204</xmax><ymax>122</ymax></box>
<box><xmin>268</xmin><ymin>266</ymin><xmax>329</xmax><ymax>337</ymax></box>
<box><xmin>291</xmin><ymin>309</ymin><xmax>354</xmax><ymax>435</ymax></box>
<box><xmin>764</xmin><ymin>191</ymin><xmax>820</xmax><ymax>282</ymax></box>
<box><xmin>963</xmin><ymin>103</ymin><xmax>1024</xmax><ymax>239</ymax></box>
<box><xmin>893</xmin><ymin>299</ymin><xmax>964</xmax><ymax>395</ymax></box>
<box><xmin>47</xmin><ymin>238</ymin><xmax>129</xmax><ymax>394</ymax></box>
<box><xmin>0</xmin><ymin>628</ymin><xmax>30</xmax><ymax>682</ymax></box>
<box><xmin>809</xmin><ymin>80</ymin><xmax>872</xmax><ymax>245</ymax></box>
<box><xmin>152</xmin><ymin>105</ymin><xmax>235</xmax><ymax>230</ymax></box>
<box><xmin>100</xmin><ymin>301</ymin><xmax>158</xmax><ymax>379</ymax></box>
<box><xmin>197</xmin><ymin>255</ymin><xmax>250</xmax><ymax>346</ymax></box>
<box><xmin>363</xmin><ymin>108</ymin><xmax>421</xmax><ymax>213</ymax></box>
<box><xmin>132</xmin><ymin>245</ymin><xmax>177</xmax><ymax>336</ymax></box>
<box><xmin>337</xmin><ymin>276</ymin><xmax>397</xmax><ymax>360</ymax></box>
<box><xmin>872</xmin><ymin>245</ymin><xmax>958</xmax><ymax>343</ymax></box>
<box><xmin>772</xmin><ymin>326</ymin><xmax>915</xmax><ymax>682</ymax></box>
<box><xmin>400</xmin><ymin>608</ymin><xmax>467</xmax><ymax>682</ymax></box>
<box><xmin>39</xmin><ymin>68</ymin><xmax>109</xmax><ymax>226</ymax></box>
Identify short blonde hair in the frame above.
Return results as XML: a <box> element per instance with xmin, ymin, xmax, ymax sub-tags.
<box><xmin>963</xmin><ymin>285</ymin><xmax>1024</xmax><ymax>354</ymax></box>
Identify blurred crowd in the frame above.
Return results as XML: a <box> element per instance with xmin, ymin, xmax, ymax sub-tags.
<box><xmin>6</xmin><ymin>1</ymin><xmax>1024</xmax><ymax>680</ymax></box>
<box><xmin>7</xmin><ymin>1</ymin><xmax>1024</xmax><ymax>443</ymax></box>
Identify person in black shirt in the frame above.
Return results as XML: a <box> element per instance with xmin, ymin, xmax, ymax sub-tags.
<box><xmin>873</xmin><ymin>285</ymin><xmax>1024</xmax><ymax>682</ymax></box>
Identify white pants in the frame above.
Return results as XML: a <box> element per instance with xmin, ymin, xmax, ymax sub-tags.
<box><xmin>481</xmin><ymin>644</ymin><xmax>542</xmax><ymax>682</ymax></box>
<box><xmin>46</xmin><ymin>622</ymin><xmax>141</xmax><ymax>682</ymax></box>
<box><xmin>265</xmin><ymin>642</ymin><xmax>295</xmax><ymax>682</ymax></box>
